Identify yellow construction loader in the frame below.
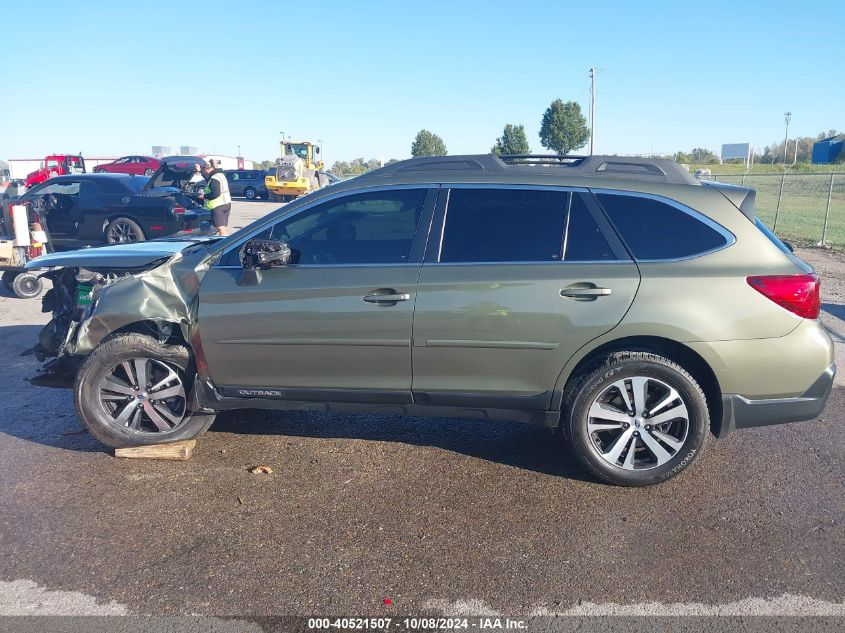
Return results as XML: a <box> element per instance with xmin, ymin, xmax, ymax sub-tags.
<box><xmin>265</xmin><ymin>141</ymin><xmax>329</xmax><ymax>202</ymax></box>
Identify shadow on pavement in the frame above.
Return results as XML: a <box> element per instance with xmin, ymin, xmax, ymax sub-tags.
<box><xmin>1</xmin><ymin>321</ymin><xmax>593</xmax><ymax>478</ymax></box>
<box><xmin>822</xmin><ymin>302</ymin><xmax>845</xmax><ymax>320</ymax></box>
<box><xmin>0</xmin><ymin>324</ymin><xmax>106</xmax><ymax>454</ymax></box>
<box><xmin>210</xmin><ymin>407</ymin><xmax>596</xmax><ymax>483</ymax></box>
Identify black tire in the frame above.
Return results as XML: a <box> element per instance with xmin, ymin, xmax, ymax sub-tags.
<box><xmin>74</xmin><ymin>333</ymin><xmax>216</xmax><ymax>448</ymax></box>
<box><xmin>269</xmin><ymin>192</ymin><xmax>284</xmax><ymax>202</ymax></box>
<box><xmin>562</xmin><ymin>351</ymin><xmax>709</xmax><ymax>486</ymax></box>
<box><xmin>260</xmin><ymin>192</ymin><xmax>269</xmax><ymax>200</ymax></box>
<box><xmin>244</xmin><ymin>186</ymin><xmax>257</xmax><ymax>200</ymax></box>
<box><xmin>11</xmin><ymin>272</ymin><xmax>43</xmax><ymax>299</ymax></box>
<box><xmin>105</xmin><ymin>217</ymin><xmax>146</xmax><ymax>244</ymax></box>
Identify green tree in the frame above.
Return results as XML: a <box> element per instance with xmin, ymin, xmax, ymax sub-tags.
<box><xmin>539</xmin><ymin>99</ymin><xmax>589</xmax><ymax>155</ymax></box>
<box><xmin>329</xmin><ymin>158</ymin><xmax>398</xmax><ymax>178</ymax></box>
<box><xmin>491</xmin><ymin>124</ymin><xmax>530</xmax><ymax>155</ymax></box>
<box><xmin>411</xmin><ymin>130</ymin><xmax>447</xmax><ymax>157</ymax></box>
<box><xmin>689</xmin><ymin>148</ymin><xmax>720</xmax><ymax>164</ymax></box>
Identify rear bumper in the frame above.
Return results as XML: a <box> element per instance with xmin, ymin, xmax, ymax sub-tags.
<box><xmin>719</xmin><ymin>363</ymin><xmax>835</xmax><ymax>436</ymax></box>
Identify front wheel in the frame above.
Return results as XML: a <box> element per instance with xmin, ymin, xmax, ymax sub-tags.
<box><xmin>11</xmin><ymin>272</ymin><xmax>43</xmax><ymax>299</ymax></box>
<box><xmin>562</xmin><ymin>351</ymin><xmax>709</xmax><ymax>486</ymax></box>
<box><xmin>105</xmin><ymin>217</ymin><xmax>145</xmax><ymax>244</ymax></box>
<box><xmin>74</xmin><ymin>333</ymin><xmax>216</xmax><ymax>448</ymax></box>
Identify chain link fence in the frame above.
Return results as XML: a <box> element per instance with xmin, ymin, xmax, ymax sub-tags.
<box><xmin>703</xmin><ymin>173</ymin><xmax>845</xmax><ymax>249</ymax></box>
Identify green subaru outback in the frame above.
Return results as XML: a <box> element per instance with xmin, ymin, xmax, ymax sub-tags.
<box><xmin>27</xmin><ymin>155</ymin><xmax>835</xmax><ymax>486</ymax></box>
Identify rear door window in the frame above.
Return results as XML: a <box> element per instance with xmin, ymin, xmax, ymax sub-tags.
<box><xmin>595</xmin><ymin>192</ymin><xmax>729</xmax><ymax>260</ymax></box>
<box><xmin>439</xmin><ymin>188</ymin><xmax>568</xmax><ymax>263</ymax></box>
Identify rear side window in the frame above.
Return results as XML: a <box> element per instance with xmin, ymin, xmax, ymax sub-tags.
<box><xmin>440</xmin><ymin>189</ymin><xmax>568</xmax><ymax>262</ymax></box>
<box><xmin>596</xmin><ymin>193</ymin><xmax>728</xmax><ymax>260</ymax></box>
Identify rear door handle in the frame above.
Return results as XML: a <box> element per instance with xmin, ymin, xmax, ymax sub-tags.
<box><xmin>560</xmin><ymin>286</ymin><xmax>612</xmax><ymax>298</ymax></box>
<box><xmin>363</xmin><ymin>289</ymin><xmax>411</xmax><ymax>304</ymax></box>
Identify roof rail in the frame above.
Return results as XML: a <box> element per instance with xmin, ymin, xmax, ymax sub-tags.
<box><xmin>499</xmin><ymin>154</ymin><xmax>587</xmax><ymax>166</ymax></box>
<box><xmin>357</xmin><ymin>154</ymin><xmax>698</xmax><ymax>185</ymax></box>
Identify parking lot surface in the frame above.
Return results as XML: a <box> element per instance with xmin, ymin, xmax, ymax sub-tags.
<box><xmin>0</xmin><ymin>200</ymin><xmax>843</xmax><ymax>617</ymax></box>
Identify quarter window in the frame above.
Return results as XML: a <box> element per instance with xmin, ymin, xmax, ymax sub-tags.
<box><xmin>596</xmin><ymin>193</ymin><xmax>728</xmax><ymax>260</ymax></box>
<box><xmin>563</xmin><ymin>194</ymin><xmax>617</xmax><ymax>261</ymax></box>
<box><xmin>440</xmin><ymin>188</ymin><xmax>568</xmax><ymax>263</ymax></box>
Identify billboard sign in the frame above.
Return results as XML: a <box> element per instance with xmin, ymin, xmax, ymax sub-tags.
<box><xmin>721</xmin><ymin>143</ymin><xmax>751</xmax><ymax>161</ymax></box>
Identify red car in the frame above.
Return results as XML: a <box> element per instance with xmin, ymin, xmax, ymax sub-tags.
<box><xmin>93</xmin><ymin>155</ymin><xmax>161</xmax><ymax>177</ymax></box>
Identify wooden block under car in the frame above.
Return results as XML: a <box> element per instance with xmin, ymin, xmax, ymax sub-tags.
<box><xmin>114</xmin><ymin>439</ymin><xmax>196</xmax><ymax>461</ymax></box>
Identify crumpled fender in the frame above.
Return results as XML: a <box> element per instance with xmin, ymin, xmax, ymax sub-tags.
<box><xmin>72</xmin><ymin>250</ymin><xmax>209</xmax><ymax>355</ymax></box>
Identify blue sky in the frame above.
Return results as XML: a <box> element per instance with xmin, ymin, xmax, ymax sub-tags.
<box><xmin>3</xmin><ymin>0</ymin><xmax>843</xmax><ymax>163</ymax></box>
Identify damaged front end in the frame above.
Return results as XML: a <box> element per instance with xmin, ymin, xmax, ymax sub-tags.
<box><xmin>27</xmin><ymin>239</ymin><xmax>217</xmax><ymax>387</ymax></box>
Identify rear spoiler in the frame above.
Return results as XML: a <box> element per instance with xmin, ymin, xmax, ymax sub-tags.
<box><xmin>702</xmin><ymin>180</ymin><xmax>755</xmax><ymax>222</ymax></box>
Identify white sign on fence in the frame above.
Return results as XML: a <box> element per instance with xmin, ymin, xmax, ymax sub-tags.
<box><xmin>721</xmin><ymin>143</ymin><xmax>752</xmax><ymax>166</ymax></box>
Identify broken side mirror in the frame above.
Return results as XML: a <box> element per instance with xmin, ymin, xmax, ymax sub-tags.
<box><xmin>242</xmin><ymin>238</ymin><xmax>291</xmax><ymax>269</ymax></box>
<box><xmin>238</xmin><ymin>239</ymin><xmax>291</xmax><ymax>286</ymax></box>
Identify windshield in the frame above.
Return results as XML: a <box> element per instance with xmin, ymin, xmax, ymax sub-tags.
<box><xmin>285</xmin><ymin>143</ymin><xmax>310</xmax><ymax>160</ymax></box>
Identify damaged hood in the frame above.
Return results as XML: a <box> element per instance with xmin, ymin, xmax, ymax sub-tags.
<box><xmin>26</xmin><ymin>237</ymin><xmax>219</xmax><ymax>271</ymax></box>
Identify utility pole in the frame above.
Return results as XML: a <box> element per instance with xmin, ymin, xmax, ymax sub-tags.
<box><xmin>783</xmin><ymin>112</ymin><xmax>791</xmax><ymax>163</ymax></box>
<box><xmin>589</xmin><ymin>67</ymin><xmax>596</xmax><ymax>155</ymax></box>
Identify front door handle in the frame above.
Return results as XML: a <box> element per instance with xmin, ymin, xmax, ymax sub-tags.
<box><xmin>363</xmin><ymin>289</ymin><xmax>411</xmax><ymax>305</ymax></box>
<box><xmin>560</xmin><ymin>286</ymin><xmax>612</xmax><ymax>299</ymax></box>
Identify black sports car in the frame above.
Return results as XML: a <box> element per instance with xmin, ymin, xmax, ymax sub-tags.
<box><xmin>1</xmin><ymin>163</ymin><xmax>211</xmax><ymax>251</ymax></box>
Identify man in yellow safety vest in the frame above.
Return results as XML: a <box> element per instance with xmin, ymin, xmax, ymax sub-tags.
<box><xmin>199</xmin><ymin>159</ymin><xmax>232</xmax><ymax>236</ymax></box>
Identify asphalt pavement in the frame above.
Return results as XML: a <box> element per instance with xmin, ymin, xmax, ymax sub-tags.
<box><xmin>0</xmin><ymin>199</ymin><xmax>842</xmax><ymax>621</ymax></box>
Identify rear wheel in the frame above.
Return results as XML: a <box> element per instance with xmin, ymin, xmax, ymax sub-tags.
<box><xmin>74</xmin><ymin>333</ymin><xmax>215</xmax><ymax>448</ymax></box>
<box><xmin>11</xmin><ymin>272</ymin><xmax>43</xmax><ymax>299</ymax></box>
<box><xmin>144</xmin><ymin>168</ymin><xmax>154</xmax><ymax>176</ymax></box>
<box><xmin>105</xmin><ymin>217</ymin><xmax>145</xmax><ymax>244</ymax></box>
<box><xmin>562</xmin><ymin>351</ymin><xmax>709</xmax><ymax>486</ymax></box>
<box><xmin>244</xmin><ymin>186</ymin><xmax>257</xmax><ymax>200</ymax></box>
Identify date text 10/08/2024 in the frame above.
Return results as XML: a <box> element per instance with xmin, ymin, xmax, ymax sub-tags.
<box><xmin>307</xmin><ymin>618</ymin><xmax>528</xmax><ymax>630</ymax></box>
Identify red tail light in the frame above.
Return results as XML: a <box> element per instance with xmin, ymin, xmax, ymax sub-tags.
<box><xmin>171</xmin><ymin>206</ymin><xmax>186</xmax><ymax>214</ymax></box>
<box><xmin>746</xmin><ymin>274</ymin><xmax>820</xmax><ymax>319</ymax></box>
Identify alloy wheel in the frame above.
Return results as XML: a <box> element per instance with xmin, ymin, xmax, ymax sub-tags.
<box><xmin>586</xmin><ymin>376</ymin><xmax>689</xmax><ymax>470</ymax></box>
<box><xmin>97</xmin><ymin>357</ymin><xmax>187</xmax><ymax>434</ymax></box>
<box><xmin>107</xmin><ymin>221</ymin><xmax>140</xmax><ymax>243</ymax></box>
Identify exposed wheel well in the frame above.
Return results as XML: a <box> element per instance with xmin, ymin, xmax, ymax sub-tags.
<box><xmin>104</xmin><ymin>320</ymin><xmax>189</xmax><ymax>349</ymax></box>
<box><xmin>563</xmin><ymin>336</ymin><xmax>724</xmax><ymax>436</ymax></box>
